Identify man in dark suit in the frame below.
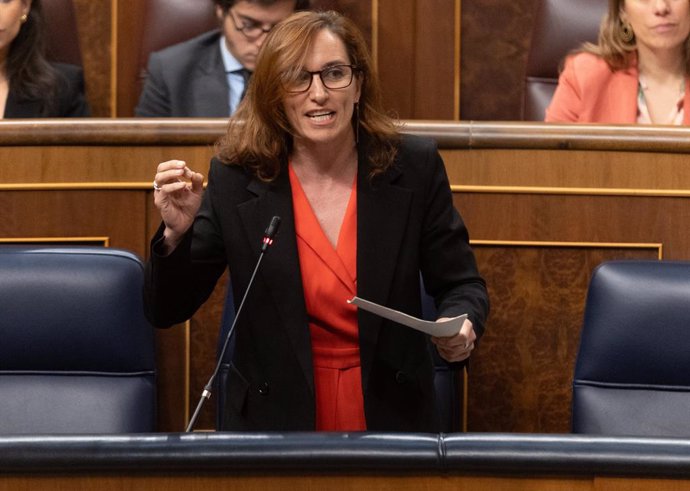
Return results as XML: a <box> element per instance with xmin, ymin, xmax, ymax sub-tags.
<box><xmin>135</xmin><ymin>0</ymin><xmax>308</xmax><ymax>117</ymax></box>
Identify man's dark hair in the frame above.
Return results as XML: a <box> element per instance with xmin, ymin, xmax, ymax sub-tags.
<box><xmin>213</xmin><ymin>0</ymin><xmax>311</xmax><ymax>12</ymax></box>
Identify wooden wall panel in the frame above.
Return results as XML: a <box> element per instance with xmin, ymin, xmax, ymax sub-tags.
<box><xmin>452</xmin><ymin>184</ymin><xmax>690</xmax><ymax>431</ymax></box>
<box><xmin>0</xmin><ymin>190</ymin><xmax>145</xmax><ymax>253</ymax></box>
<box><xmin>145</xmin><ymin>198</ymin><xmax>189</xmax><ymax>431</ymax></box>
<box><xmin>376</xmin><ymin>1</ymin><xmax>415</xmax><ymax>118</ymax></box>
<box><xmin>73</xmin><ymin>0</ymin><xmax>113</xmax><ymax>117</ymax></box>
<box><xmin>112</xmin><ymin>1</ymin><xmax>372</xmax><ymax>117</ymax></box>
<box><xmin>460</xmin><ymin>0</ymin><xmax>537</xmax><ymax>120</ymax></box>
<box><xmin>467</xmin><ymin>243</ymin><xmax>659</xmax><ymax>433</ymax></box>
<box><xmin>312</xmin><ymin>0</ymin><xmax>372</xmax><ymax>43</ymax></box>
<box><xmin>377</xmin><ymin>0</ymin><xmax>459</xmax><ymax>119</ymax></box>
<box><xmin>189</xmin><ymin>272</ymin><xmax>229</xmax><ymax>430</ymax></box>
<box><xmin>68</xmin><ymin>0</ymin><xmax>544</xmax><ymax>120</ymax></box>
<box><xmin>114</xmin><ymin>0</ymin><xmax>147</xmax><ymax>117</ymax></box>
<box><xmin>414</xmin><ymin>0</ymin><xmax>458</xmax><ymax>118</ymax></box>
<box><xmin>2</xmin><ymin>473</ymin><xmax>687</xmax><ymax>491</ymax></box>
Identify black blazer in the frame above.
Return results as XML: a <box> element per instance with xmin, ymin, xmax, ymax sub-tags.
<box><xmin>144</xmin><ymin>134</ymin><xmax>489</xmax><ymax>432</ymax></box>
<box><xmin>135</xmin><ymin>30</ymin><xmax>230</xmax><ymax>117</ymax></box>
<box><xmin>4</xmin><ymin>62</ymin><xmax>90</xmax><ymax>118</ymax></box>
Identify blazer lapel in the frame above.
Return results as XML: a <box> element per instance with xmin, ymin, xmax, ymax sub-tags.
<box><xmin>606</xmin><ymin>65</ymin><xmax>639</xmax><ymax>123</ymax></box>
<box><xmin>356</xmin><ymin>153</ymin><xmax>413</xmax><ymax>391</ymax></box>
<box><xmin>683</xmin><ymin>78</ymin><xmax>690</xmax><ymax>125</ymax></box>
<box><xmin>237</xmin><ymin>171</ymin><xmax>314</xmax><ymax>394</ymax></box>
<box><xmin>191</xmin><ymin>41</ymin><xmax>230</xmax><ymax>117</ymax></box>
<box><xmin>234</xmin><ymin>150</ymin><xmax>414</xmax><ymax>395</ymax></box>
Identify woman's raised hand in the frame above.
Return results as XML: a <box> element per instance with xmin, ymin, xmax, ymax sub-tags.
<box><xmin>153</xmin><ymin>160</ymin><xmax>205</xmax><ymax>251</ymax></box>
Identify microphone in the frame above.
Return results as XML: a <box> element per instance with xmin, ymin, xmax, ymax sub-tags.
<box><xmin>186</xmin><ymin>215</ymin><xmax>281</xmax><ymax>432</ymax></box>
<box><xmin>261</xmin><ymin>215</ymin><xmax>281</xmax><ymax>252</ymax></box>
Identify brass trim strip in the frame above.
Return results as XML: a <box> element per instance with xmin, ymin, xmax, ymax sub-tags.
<box><xmin>462</xmin><ymin>367</ymin><xmax>468</xmax><ymax>432</ymax></box>
<box><xmin>0</xmin><ymin>183</ymin><xmax>154</xmax><ymax>191</ymax></box>
<box><xmin>454</xmin><ymin>0</ymin><xmax>461</xmax><ymax>120</ymax></box>
<box><xmin>184</xmin><ymin>320</ymin><xmax>191</xmax><ymax>430</ymax></box>
<box><xmin>452</xmin><ymin>185</ymin><xmax>690</xmax><ymax>197</ymax></box>
<box><xmin>5</xmin><ymin>183</ymin><xmax>690</xmax><ymax>197</ymax></box>
<box><xmin>472</xmin><ymin>239</ymin><xmax>662</xmax><ymax>249</ymax></box>
<box><xmin>471</xmin><ymin>240</ymin><xmax>663</xmax><ymax>259</ymax></box>
<box><xmin>0</xmin><ymin>237</ymin><xmax>110</xmax><ymax>246</ymax></box>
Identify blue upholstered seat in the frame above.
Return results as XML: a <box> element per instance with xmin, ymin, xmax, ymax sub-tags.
<box><xmin>573</xmin><ymin>260</ymin><xmax>690</xmax><ymax>436</ymax></box>
<box><xmin>0</xmin><ymin>247</ymin><xmax>156</xmax><ymax>434</ymax></box>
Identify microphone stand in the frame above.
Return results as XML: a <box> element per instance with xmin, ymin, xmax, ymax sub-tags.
<box><xmin>186</xmin><ymin>216</ymin><xmax>281</xmax><ymax>432</ymax></box>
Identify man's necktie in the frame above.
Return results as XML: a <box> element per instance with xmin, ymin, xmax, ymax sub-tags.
<box><xmin>237</xmin><ymin>68</ymin><xmax>252</xmax><ymax>101</ymax></box>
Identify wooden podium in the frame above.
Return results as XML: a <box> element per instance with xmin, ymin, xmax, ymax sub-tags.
<box><xmin>1</xmin><ymin>119</ymin><xmax>688</xmax><ymax>434</ymax></box>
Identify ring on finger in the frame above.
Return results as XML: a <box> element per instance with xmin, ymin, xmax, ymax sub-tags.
<box><xmin>153</xmin><ymin>180</ymin><xmax>161</xmax><ymax>191</ymax></box>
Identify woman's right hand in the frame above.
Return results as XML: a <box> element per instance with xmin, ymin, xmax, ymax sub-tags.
<box><xmin>153</xmin><ymin>160</ymin><xmax>205</xmax><ymax>251</ymax></box>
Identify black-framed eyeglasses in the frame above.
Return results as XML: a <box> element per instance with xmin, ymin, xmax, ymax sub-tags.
<box><xmin>227</xmin><ymin>7</ymin><xmax>274</xmax><ymax>40</ymax></box>
<box><xmin>283</xmin><ymin>65</ymin><xmax>359</xmax><ymax>94</ymax></box>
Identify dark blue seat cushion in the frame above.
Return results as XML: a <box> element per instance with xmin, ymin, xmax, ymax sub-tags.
<box><xmin>0</xmin><ymin>247</ymin><xmax>156</xmax><ymax>434</ymax></box>
<box><xmin>573</xmin><ymin>260</ymin><xmax>690</xmax><ymax>436</ymax></box>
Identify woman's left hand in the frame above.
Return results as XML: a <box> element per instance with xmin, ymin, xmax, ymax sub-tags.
<box><xmin>431</xmin><ymin>318</ymin><xmax>476</xmax><ymax>363</ymax></box>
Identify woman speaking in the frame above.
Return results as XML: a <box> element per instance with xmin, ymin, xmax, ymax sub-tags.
<box><xmin>145</xmin><ymin>10</ymin><xmax>489</xmax><ymax>432</ymax></box>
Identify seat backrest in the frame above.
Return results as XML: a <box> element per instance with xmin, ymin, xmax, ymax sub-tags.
<box><xmin>42</xmin><ymin>0</ymin><xmax>82</xmax><ymax>65</ymax></box>
<box><xmin>0</xmin><ymin>247</ymin><xmax>156</xmax><ymax>434</ymax></box>
<box><xmin>522</xmin><ymin>0</ymin><xmax>605</xmax><ymax>120</ymax></box>
<box><xmin>215</xmin><ymin>275</ymin><xmax>462</xmax><ymax>432</ymax></box>
<box><xmin>572</xmin><ymin>260</ymin><xmax>690</xmax><ymax>437</ymax></box>
<box><xmin>136</xmin><ymin>0</ymin><xmax>218</xmax><ymax>97</ymax></box>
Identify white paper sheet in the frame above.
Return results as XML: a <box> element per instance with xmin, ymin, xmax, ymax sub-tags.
<box><xmin>347</xmin><ymin>296</ymin><xmax>467</xmax><ymax>337</ymax></box>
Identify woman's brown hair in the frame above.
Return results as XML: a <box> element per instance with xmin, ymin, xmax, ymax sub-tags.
<box><xmin>215</xmin><ymin>10</ymin><xmax>399</xmax><ymax>181</ymax></box>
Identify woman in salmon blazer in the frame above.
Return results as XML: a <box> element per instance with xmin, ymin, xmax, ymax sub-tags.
<box><xmin>546</xmin><ymin>0</ymin><xmax>690</xmax><ymax>124</ymax></box>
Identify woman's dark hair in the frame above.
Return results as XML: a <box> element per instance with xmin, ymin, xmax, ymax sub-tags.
<box><xmin>6</xmin><ymin>0</ymin><xmax>60</xmax><ymax>115</ymax></box>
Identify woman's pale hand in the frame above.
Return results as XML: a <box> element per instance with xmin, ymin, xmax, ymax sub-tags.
<box><xmin>153</xmin><ymin>160</ymin><xmax>205</xmax><ymax>250</ymax></box>
<box><xmin>431</xmin><ymin>318</ymin><xmax>476</xmax><ymax>363</ymax></box>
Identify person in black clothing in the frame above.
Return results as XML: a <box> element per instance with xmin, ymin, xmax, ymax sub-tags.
<box><xmin>0</xmin><ymin>0</ymin><xmax>90</xmax><ymax>118</ymax></box>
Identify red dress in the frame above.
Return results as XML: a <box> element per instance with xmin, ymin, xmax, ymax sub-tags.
<box><xmin>288</xmin><ymin>164</ymin><xmax>366</xmax><ymax>431</ymax></box>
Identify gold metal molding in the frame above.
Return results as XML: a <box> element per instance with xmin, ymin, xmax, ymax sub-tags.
<box><xmin>454</xmin><ymin>0</ymin><xmax>461</xmax><ymax>120</ymax></box>
<box><xmin>471</xmin><ymin>239</ymin><xmax>663</xmax><ymax>260</ymax></box>
<box><xmin>452</xmin><ymin>184</ymin><xmax>690</xmax><ymax>198</ymax></box>
<box><xmin>0</xmin><ymin>182</ymin><xmax>153</xmax><ymax>191</ymax></box>
<box><xmin>184</xmin><ymin>319</ymin><xmax>191</xmax><ymax>429</ymax></box>
<box><xmin>0</xmin><ymin>236</ymin><xmax>110</xmax><ymax>246</ymax></box>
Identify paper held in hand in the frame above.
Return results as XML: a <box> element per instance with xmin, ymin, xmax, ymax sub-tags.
<box><xmin>347</xmin><ymin>296</ymin><xmax>467</xmax><ymax>337</ymax></box>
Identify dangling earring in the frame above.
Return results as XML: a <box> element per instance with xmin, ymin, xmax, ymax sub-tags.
<box><xmin>619</xmin><ymin>20</ymin><xmax>634</xmax><ymax>43</ymax></box>
<box><xmin>353</xmin><ymin>102</ymin><xmax>360</xmax><ymax>145</ymax></box>
<box><xmin>20</xmin><ymin>14</ymin><xmax>28</xmax><ymax>24</ymax></box>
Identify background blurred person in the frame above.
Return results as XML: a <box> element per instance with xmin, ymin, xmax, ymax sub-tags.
<box><xmin>145</xmin><ymin>10</ymin><xmax>489</xmax><ymax>432</ymax></box>
<box><xmin>0</xmin><ymin>0</ymin><xmax>89</xmax><ymax>118</ymax></box>
<box><xmin>135</xmin><ymin>0</ymin><xmax>308</xmax><ymax>117</ymax></box>
<box><xmin>546</xmin><ymin>0</ymin><xmax>690</xmax><ymax>123</ymax></box>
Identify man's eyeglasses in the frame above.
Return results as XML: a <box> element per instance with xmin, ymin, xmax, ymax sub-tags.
<box><xmin>228</xmin><ymin>8</ymin><xmax>274</xmax><ymax>40</ymax></box>
<box><xmin>283</xmin><ymin>65</ymin><xmax>359</xmax><ymax>94</ymax></box>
